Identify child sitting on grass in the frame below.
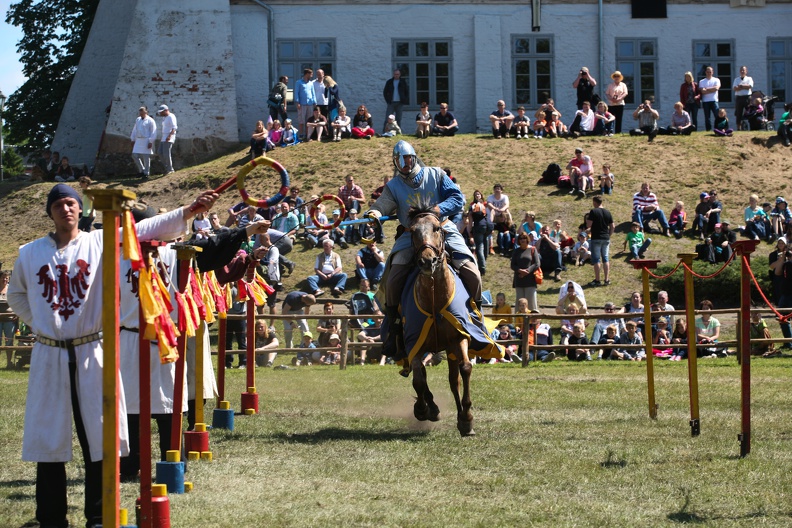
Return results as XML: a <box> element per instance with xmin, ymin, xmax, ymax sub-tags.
<box><xmin>566</xmin><ymin>323</ymin><xmax>592</xmax><ymax>361</ymax></box>
<box><xmin>293</xmin><ymin>331</ymin><xmax>316</xmax><ymax>366</ymax></box>
<box><xmin>321</xmin><ymin>333</ymin><xmax>342</xmax><ymax>365</ymax></box>
<box><xmin>598</xmin><ymin>163</ymin><xmax>615</xmax><ymax>195</ymax></box>
<box><xmin>492</xmin><ymin>292</ymin><xmax>512</xmax><ymax>316</ymax></box>
<box><xmin>714</xmin><ymin>108</ymin><xmax>733</xmax><ymax>137</ymax></box>
<box><xmin>598</xmin><ymin>324</ymin><xmax>621</xmax><ymax>360</ymax></box>
<box><xmin>616</xmin><ymin>321</ymin><xmax>645</xmax><ymax>361</ymax></box>
<box><xmin>623</xmin><ymin>221</ymin><xmax>652</xmax><ymax>260</ymax></box>
<box><xmin>571</xmin><ymin>232</ymin><xmax>591</xmax><ymax>266</ymax></box>
<box><xmin>560</xmin><ymin>304</ymin><xmax>586</xmax><ymax>345</ymax></box>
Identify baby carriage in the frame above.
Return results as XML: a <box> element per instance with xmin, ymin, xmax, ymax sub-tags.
<box><xmin>742</xmin><ymin>90</ymin><xmax>777</xmax><ymax>131</ymax></box>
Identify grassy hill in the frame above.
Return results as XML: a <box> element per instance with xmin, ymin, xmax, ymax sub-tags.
<box><xmin>1</xmin><ymin>131</ymin><xmax>790</xmax><ymax>313</ymax></box>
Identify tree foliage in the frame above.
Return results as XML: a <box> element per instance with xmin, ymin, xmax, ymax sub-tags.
<box><xmin>4</xmin><ymin>0</ymin><xmax>99</xmax><ymax>152</ymax></box>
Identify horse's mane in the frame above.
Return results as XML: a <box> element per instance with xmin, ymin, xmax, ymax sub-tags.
<box><xmin>407</xmin><ymin>198</ymin><xmax>440</xmax><ymax>224</ymax></box>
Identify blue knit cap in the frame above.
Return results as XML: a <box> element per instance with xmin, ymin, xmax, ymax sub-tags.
<box><xmin>46</xmin><ymin>183</ymin><xmax>83</xmax><ymax>217</ymax></box>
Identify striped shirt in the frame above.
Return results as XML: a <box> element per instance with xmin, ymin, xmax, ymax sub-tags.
<box><xmin>633</xmin><ymin>191</ymin><xmax>659</xmax><ymax>212</ymax></box>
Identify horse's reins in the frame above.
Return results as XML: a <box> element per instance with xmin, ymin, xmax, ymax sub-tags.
<box><xmin>412</xmin><ymin>213</ymin><xmax>447</xmax><ymax>357</ymax></box>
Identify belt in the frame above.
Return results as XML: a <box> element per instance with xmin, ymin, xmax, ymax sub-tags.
<box><xmin>37</xmin><ymin>331</ymin><xmax>103</xmax><ymax>349</ymax></box>
<box><xmin>120</xmin><ymin>327</ymin><xmax>139</xmax><ymax>333</ymax></box>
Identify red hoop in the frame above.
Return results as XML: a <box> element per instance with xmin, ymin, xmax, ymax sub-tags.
<box><xmin>310</xmin><ymin>195</ymin><xmax>346</xmax><ymax>229</ymax></box>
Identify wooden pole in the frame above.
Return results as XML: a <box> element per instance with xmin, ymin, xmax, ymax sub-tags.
<box><xmin>678</xmin><ymin>253</ymin><xmax>700</xmax><ymax>437</ymax></box>
<box><xmin>630</xmin><ymin>259</ymin><xmax>661</xmax><ymax>420</ymax></box>
<box><xmin>340</xmin><ymin>319</ymin><xmax>349</xmax><ymax>369</ymax></box>
<box><xmin>88</xmin><ymin>188</ymin><xmax>136</xmax><ymax>528</ymax></box>
<box><xmin>245</xmin><ymin>262</ymin><xmax>256</xmax><ymax>393</ymax></box>
<box><xmin>733</xmin><ymin>240</ymin><xmax>759</xmax><ymax>457</ymax></box>
<box><xmin>171</xmin><ymin>246</ymin><xmax>197</xmax><ymax>452</ymax></box>
<box><xmin>217</xmin><ymin>314</ymin><xmax>227</xmax><ymax>403</ymax></box>
<box><xmin>195</xmin><ymin>317</ymin><xmax>205</xmax><ymax>426</ymax></box>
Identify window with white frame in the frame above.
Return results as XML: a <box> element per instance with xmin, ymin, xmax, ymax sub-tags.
<box><xmin>693</xmin><ymin>40</ymin><xmax>735</xmax><ymax>105</ymax></box>
<box><xmin>393</xmin><ymin>39</ymin><xmax>452</xmax><ymax>108</ymax></box>
<box><xmin>276</xmin><ymin>39</ymin><xmax>336</xmax><ymax>101</ymax></box>
<box><xmin>616</xmin><ymin>38</ymin><xmax>658</xmax><ymax>107</ymax></box>
<box><xmin>769</xmin><ymin>38</ymin><xmax>792</xmax><ymax>102</ymax></box>
<box><xmin>512</xmin><ymin>35</ymin><xmax>553</xmax><ymax>108</ymax></box>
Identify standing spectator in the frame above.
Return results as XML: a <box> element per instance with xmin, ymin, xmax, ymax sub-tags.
<box><xmin>679</xmin><ymin>72</ymin><xmax>701</xmax><ymax>131</ymax></box>
<box><xmin>225</xmin><ymin>284</ymin><xmax>247</xmax><ymax>369</ymax></box>
<box><xmin>572</xmin><ymin>66</ymin><xmax>597</xmax><ymax>110</ymax></box>
<box><xmin>569</xmin><ymin>101</ymin><xmax>596</xmax><ymax>137</ymax></box>
<box><xmin>383</xmin><ymin>68</ymin><xmax>409</xmax><ymax>132</ymax></box>
<box><xmin>306</xmin><ymin>239</ymin><xmax>348</xmax><ymax>297</ymax></box>
<box><xmin>323</xmin><ymin>75</ymin><xmax>341</xmax><ymax>121</ymax></box>
<box><xmin>157</xmin><ymin>104</ymin><xmax>177</xmax><ymax>175</ymax></box>
<box><xmin>586</xmin><ymin>195</ymin><xmax>615</xmax><ymax>286</ymax></box>
<box><xmin>605</xmin><ymin>71</ymin><xmax>628</xmax><ymax>134</ymax></box>
<box><xmin>487</xmin><ymin>183</ymin><xmax>512</xmax><ymax>254</ymax></box>
<box><xmin>699</xmin><ymin>66</ymin><xmax>721</xmax><ymax>132</ymax></box>
<box><xmin>630</xmin><ymin>99</ymin><xmax>660</xmax><ymax>142</ymax></box>
<box><xmin>566</xmin><ymin>147</ymin><xmax>594</xmax><ymax>196</ymax></box>
<box><xmin>130</xmin><ymin>106</ymin><xmax>157</xmax><ymax>180</ymax></box>
<box><xmin>330</xmin><ymin>105</ymin><xmax>352</xmax><ymax>142</ymax></box>
<box><xmin>355</xmin><ymin>240</ymin><xmax>386</xmax><ymax>289</ymax></box>
<box><xmin>256</xmin><ymin>232</ymin><xmax>280</xmax><ymax>323</ymax></box>
<box><xmin>294</xmin><ymin>68</ymin><xmax>317</xmax><ymax>140</ymax></box>
<box><xmin>468</xmin><ymin>190</ymin><xmax>490</xmax><ymax>274</ymax></box>
<box><xmin>351</xmin><ymin>105</ymin><xmax>376</xmax><ymax>139</ymax></box>
<box><xmin>732</xmin><ymin>66</ymin><xmax>753</xmax><ymax>130</ymax></box>
<box><xmin>489</xmin><ymin>100</ymin><xmax>514</xmax><ymax>139</ymax></box>
<box><xmin>0</xmin><ymin>271</ymin><xmax>17</xmax><ymax>358</ymax></box>
<box><xmin>268</xmin><ymin>75</ymin><xmax>289</xmax><ymax>125</ymax></box>
<box><xmin>632</xmin><ymin>182</ymin><xmax>670</xmax><ymax>236</ymax></box>
<box><xmin>432</xmin><ymin>103</ymin><xmax>459</xmax><ymax>136</ymax></box>
<box><xmin>339</xmin><ymin>175</ymin><xmax>365</xmax><ymax>214</ymax></box>
<box><xmin>415</xmin><ymin>102</ymin><xmax>432</xmax><ymax>139</ymax></box>
<box><xmin>281</xmin><ymin>291</ymin><xmax>317</xmax><ymax>349</ymax></box>
<box><xmin>77</xmin><ymin>176</ymin><xmax>95</xmax><ymax>232</ymax></box>
<box><xmin>313</xmin><ymin>69</ymin><xmax>328</xmax><ymax>121</ymax></box>
<box><xmin>623</xmin><ymin>221</ymin><xmax>652</xmax><ymax>260</ymax></box>
<box><xmin>511</xmin><ymin>233</ymin><xmax>541</xmax><ymax>312</ymax></box>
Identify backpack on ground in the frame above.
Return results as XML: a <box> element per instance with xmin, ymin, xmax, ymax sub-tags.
<box><xmin>541</xmin><ymin>162</ymin><xmax>562</xmax><ymax>184</ymax></box>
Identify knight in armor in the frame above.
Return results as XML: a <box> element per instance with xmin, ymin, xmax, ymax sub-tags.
<box><xmin>364</xmin><ymin>140</ymin><xmax>482</xmax><ymax>356</ymax></box>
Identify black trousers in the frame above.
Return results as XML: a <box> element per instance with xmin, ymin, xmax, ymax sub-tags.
<box><xmin>36</xmin><ymin>345</ymin><xmax>102</xmax><ymax>528</ymax></box>
<box><xmin>120</xmin><ymin>413</ymin><xmax>173</xmax><ymax>478</ymax></box>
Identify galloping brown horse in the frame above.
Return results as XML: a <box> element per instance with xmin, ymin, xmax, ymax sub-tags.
<box><xmin>407</xmin><ymin>207</ymin><xmax>477</xmax><ymax>436</ymax></box>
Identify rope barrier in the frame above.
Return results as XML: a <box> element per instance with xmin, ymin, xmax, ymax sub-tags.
<box><xmin>645</xmin><ymin>260</ymin><xmax>683</xmax><ymax>280</ymax></box>
<box><xmin>680</xmin><ymin>250</ymin><xmax>736</xmax><ymax>279</ymax></box>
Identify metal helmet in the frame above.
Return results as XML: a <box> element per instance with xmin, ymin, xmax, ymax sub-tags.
<box><xmin>392</xmin><ymin>140</ymin><xmax>419</xmax><ymax>179</ymax></box>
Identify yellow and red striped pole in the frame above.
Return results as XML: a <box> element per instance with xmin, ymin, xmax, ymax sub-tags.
<box><xmin>630</xmin><ymin>259</ymin><xmax>661</xmax><ymax>420</ymax></box>
<box><xmin>678</xmin><ymin>253</ymin><xmax>700</xmax><ymax>437</ymax></box>
<box><xmin>733</xmin><ymin>240</ymin><xmax>759</xmax><ymax>457</ymax></box>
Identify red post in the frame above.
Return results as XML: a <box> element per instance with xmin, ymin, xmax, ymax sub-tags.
<box><xmin>217</xmin><ymin>315</ymin><xmax>227</xmax><ymax>403</ymax></box>
<box><xmin>170</xmin><ymin>254</ymin><xmax>192</xmax><ymax>452</ymax></box>
<box><xmin>245</xmin><ymin>262</ymin><xmax>256</xmax><ymax>392</ymax></box>
<box><xmin>733</xmin><ymin>240</ymin><xmax>759</xmax><ymax>458</ymax></box>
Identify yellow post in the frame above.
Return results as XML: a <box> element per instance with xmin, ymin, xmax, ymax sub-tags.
<box><xmin>678</xmin><ymin>253</ymin><xmax>700</xmax><ymax>437</ymax></box>
<box><xmin>87</xmin><ymin>188</ymin><xmax>136</xmax><ymax>528</ymax></box>
<box><xmin>641</xmin><ymin>267</ymin><xmax>657</xmax><ymax>419</ymax></box>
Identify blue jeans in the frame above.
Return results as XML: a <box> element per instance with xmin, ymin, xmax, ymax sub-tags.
<box><xmin>632</xmin><ymin>209</ymin><xmax>669</xmax><ymax>231</ymax></box>
<box><xmin>629</xmin><ymin>238</ymin><xmax>652</xmax><ymax>259</ymax></box>
<box><xmin>589</xmin><ymin>239</ymin><xmax>610</xmax><ymax>265</ymax></box>
<box><xmin>356</xmin><ymin>263</ymin><xmax>385</xmax><ymax>285</ymax></box>
<box><xmin>307</xmin><ymin>272</ymin><xmax>348</xmax><ymax>293</ymax></box>
<box><xmin>670</xmin><ymin>216</ymin><xmax>686</xmax><ymax>236</ymax></box>
<box><xmin>473</xmin><ymin>225</ymin><xmax>489</xmax><ymax>272</ymax></box>
<box><xmin>702</xmin><ymin>101</ymin><xmax>719</xmax><ymax>132</ymax></box>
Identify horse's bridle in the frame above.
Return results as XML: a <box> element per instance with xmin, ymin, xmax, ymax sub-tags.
<box><xmin>412</xmin><ymin>213</ymin><xmax>446</xmax><ymax>262</ymax></box>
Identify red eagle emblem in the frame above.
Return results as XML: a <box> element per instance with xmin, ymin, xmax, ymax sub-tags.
<box><xmin>37</xmin><ymin>259</ymin><xmax>92</xmax><ymax>320</ymax></box>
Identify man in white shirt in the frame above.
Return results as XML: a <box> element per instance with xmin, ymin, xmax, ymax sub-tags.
<box><xmin>699</xmin><ymin>66</ymin><xmax>721</xmax><ymax>132</ymax></box>
<box><xmin>569</xmin><ymin>101</ymin><xmax>596</xmax><ymax>137</ymax></box>
<box><xmin>732</xmin><ymin>65</ymin><xmax>753</xmax><ymax>130</ymax></box>
<box><xmin>157</xmin><ymin>104</ymin><xmax>178</xmax><ymax>175</ymax></box>
<box><xmin>312</xmin><ymin>69</ymin><xmax>328</xmax><ymax>121</ymax></box>
<box><xmin>130</xmin><ymin>106</ymin><xmax>157</xmax><ymax>180</ymax></box>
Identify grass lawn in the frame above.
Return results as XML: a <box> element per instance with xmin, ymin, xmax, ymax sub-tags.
<box><xmin>2</xmin><ymin>357</ymin><xmax>792</xmax><ymax>527</ymax></box>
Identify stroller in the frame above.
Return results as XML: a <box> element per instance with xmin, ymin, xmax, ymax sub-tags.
<box><xmin>347</xmin><ymin>292</ymin><xmax>380</xmax><ymax>334</ymax></box>
<box><xmin>742</xmin><ymin>90</ymin><xmax>777</xmax><ymax>131</ymax></box>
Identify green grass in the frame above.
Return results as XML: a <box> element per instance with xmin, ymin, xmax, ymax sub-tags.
<box><xmin>3</xmin><ymin>358</ymin><xmax>792</xmax><ymax>527</ymax></box>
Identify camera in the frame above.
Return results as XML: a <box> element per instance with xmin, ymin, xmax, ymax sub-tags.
<box><xmin>580</xmin><ymin>70</ymin><xmax>587</xmax><ymax>76</ymax></box>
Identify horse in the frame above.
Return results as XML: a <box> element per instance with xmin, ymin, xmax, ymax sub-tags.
<box><xmin>407</xmin><ymin>206</ymin><xmax>476</xmax><ymax>436</ymax></box>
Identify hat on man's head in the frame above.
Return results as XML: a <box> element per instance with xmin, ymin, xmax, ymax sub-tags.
<box><xmin>721</xmin><ymin>220</ymin><xmax>730</xmax><ymax>225</ymax></box>
<box><xmin>700</xmin><ymin>192</ymin><xmax>709</xmax><ymax>199</ymax></box>
<box><xmin>329</xmin><ymin>333</ymin><xmax>340</xmax><ymax>341</ymax></box>
<box><xmin>157</xmin><ymin>104</ymin><xmax>169</xmax><ymax>113</ymax></box>
<box><xmin>302</xmin><ymin>331</ymin><xmax>313</xmax><ymax>339</ymax></box>
<box><xmin>46</xmin><ymin>184</ymin><xmax>82</xmax><ymax>217</ymax></box>
<box><xmin>332</xmin><ymin>209</ymin><xmax>341</xmax><ymax>216</ymax></box>
<box><xmin>349</xmin><ymin>208</ymin><xmax>358</xmax><ymax>214</ymax></box>
<box><xmin>777</xmin><ymin>196</ymin><xmax>787</xmax><ymax>204</ymax></box>
<box><xmin>130</xmin><ymin>201</ymin><xmax>157</xmax><ymax>223</ymax></box>
<box><xmin>574</xmin><ymin>147</ymin><xmax>583</xmax><ymax>154</ymax></box>
<box><xmin>388</xmin><ymin>114</ymin><xmax>395</xmax><ymax>120</ymax></box>
<box><xmin>285</xmin><ymin>118</ymin><xmax>292</xmax><ymax>123</ymax></box>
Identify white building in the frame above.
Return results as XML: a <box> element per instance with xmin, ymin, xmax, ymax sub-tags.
<box><xmin>52</xmin><ymin>0</ymin><xmax>792</xmax><ymax>174</ymax></box>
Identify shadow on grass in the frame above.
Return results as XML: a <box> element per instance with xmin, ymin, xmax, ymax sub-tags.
<box><xmin>267</xmin><ymin>427</ymin><xmax>430</xmax><ymax>444</ymax></box>
<box><xmin>599</xmin><ymin>449</ymin><xmax>627</xmax><ymax>469</ymax></box>
<box><xmin>0</xmin><ymin>479</ymin><xmax>35</xmax><ymax>488</ymax></box>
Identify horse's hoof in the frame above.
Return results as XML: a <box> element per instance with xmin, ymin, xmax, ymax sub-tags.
<box><xmin>457</xmin><ymin>420</ymin><xmax>475</xmax><ymax>437</ymax></box>
<box><xmin>414</xmin><ymin>402</ymin><xmax>429</xmax><ymax>421</ymax></box>
<box><xmin>428</xmin><ymin>403</ymin><xmax>440</xmax><ymax>422</ymax></box>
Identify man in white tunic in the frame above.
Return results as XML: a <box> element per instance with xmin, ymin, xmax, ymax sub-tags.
<box><xmin>8</xmin><ymin>183</ymin><xmax>218</xmax><ymax>528</ymax></box>
<box><xmin>156</xmin><ymin>104</ymin><xmax>178</xmax><ymax>176</ymax></box>
<box><xmin>130</xmin><ymin>106</ymin><xmax>157</xmax><ymax>180</ymax></box>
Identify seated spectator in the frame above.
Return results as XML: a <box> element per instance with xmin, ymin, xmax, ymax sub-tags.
<box><xmin>191</xmin><ymin>212</ymin><xmax>212</xmax><ymax>240</ymax></box>
<box><xmin>593</xmin><ymin>101</ymin><xmax>616</xmax><ymax>136</ymax></box>
<box><xmin>598</xmin><ymin>324</ymin><xmax>621</xmax><ymax>360</ymax></box>
<box><xmin>566</xmin><ymin>322</ymin><xmax>591</xmax><ymax>361</ymax></box>
<box><xmin>556</xmin><ymin>280</ymin><xmax>587</xmax><ymax>314</ymax></box>
<box><xmin>382</xmin><ymin>114</ymin><xmax>402</xmax><ymax>137</ymax></box>
<box><xmin>344</xmin><ymin>209</ymin><xmax>374</xmax><ymax>245</ymax></box>
<box><xmin>590</xmin><ymin>302</ymin><xmax>624</xmax><ymax>347</ymax></box>
<box><xmin>750</xmin><ymin>312</ymin><xmax>777</xmax><ymax>357</ymax></box>
<box><xmin>537</xmin><ymin>225</ymin><xmax>564</xmax><ymax>281</ymax></box>
<box><xmin>489</xmin><ymin>100</ymin><xmax>514</xmax><ymax>139</ymax></box>
<box><xmin>306</xmin><ymin>106</ymin><xmax>328</xmax><ymax>142</ymax></box>
<box><xmin>78</xmin><ymin>176</ymin><xmax>96</xmax><ymax>233</ymax></box>
<box><xmin>659</xmin><ymin>102</ymin><xmax>695</xmax><ymax>135</ymax></box>
<box><xmin>254</xmin><ymin>321</ymin><xmax>279</xmax><ymax>367</ymax></box>
<box><xmin>571</xmin><ymin>232</ymin><xmax>591</xmax><ymax>266</ymax></box>
<box><xmin>629</xmin><ymin>99</ymin><xmax>659</xmax><ymax>142</ymax></box>
<box><xmin>531</xmin><ymin>110</ymin><xmax>547</xmax><ymax>139</ymax></box>
<box><xmin>616</xmin><ymin>321</ymin><xmax>645</xmax><ymax>361</ymax></box>
<box><xmin>632</xmin><ymin>182</ymin><xmax>670</xmax><ymax>236</ymax></box>
<box><xmin>512</xmin><ymin>106</ymin><xmax>530</xmax><ymax>139</ymax></box>
<box><xmin>32</xmin><ymin>149</ymin><xmax>52</xmax><ymax>181</ymax></box>
<box><xmin>566</xmin><ymin>147</ymin><xmax>594</xmax><ymax>196</ymax></box>
<box><xmin>693</xmin><ymin>192</ymin><xmax>712</xmax><ymax>239</ymax></box>
<box><xmin>320</xmin><ymin>334</ymin><xmax>342</xmax><ymax>365</ymax></box>
<box><xmin>492</xmin><ymin>292</ymin><xmax>512</xmax><ymax>317</ymax></box>
<box><xmin>651</xmin><ymin>290</ymin><xmax>676</xmax><ymax>329</ymax></box>
<box><xmin>713</xmin><ymin>108</ymin><xmax>733</xmax><ymax>137</ymax></box>
<box><xmin>415</xmin><ymin>102</ymin><xmax>432</xmax><ymax>139</ymax></box>
<box><xmin>535</xmin><ymin>99</ymin><xmax>561</xmax><ymax>131</ymax></box>
<box><xmin>237</xmin><ymin>204</ymin><xmax>264</xmax><ymax>229</ymax></box>
<box><xmin>696</xmin><ymin>300</ymin><xmax>726</xmax><ymax>357</ymax></box>
<box><xmin>560</xmin><ymin>304</ymin><xmax>585</xmax><ymax>342</ymax></box>
<box><xmin>328</xmin><ymin>209</ymin><xmax>349</xmax><ymax>248</ymax></box>
<box><xmin>698</xmin><ymin>221</ymin><xmax>736</xmax><ymax>263</ymax></box>
<box><xmin>371</xmin><ymin>174</ymin><xmax>392</xmax><ymax>203</ymax></box>
<box><xmin>307</xmin><ymin>239</ymin><xmax>348</xmax><ymax>297</ymax></box>
<box><xmin>339</xmin><ymin>175</ymin><xmax>365</xmax><ymax>215</ymax></box>
<box><xmin>517</xmin><ymin>211</ymin><xmax>542</xmax><ymax>239</ymax></box>
<box><xmin>669</xmin><ymin>318</ymin><xmax>688</xmax><ymax>361</ymax></box>
<box><xmin>355</xmin><ymin>240</ymin><xmax>385</xmax><ymax>289</ymax></box>
<box><xmin>330</xmin><ymin>105</ymin><xmax>352</xmax><ymax>142</ymax></box>
<box><xmin>293</xmin><ymin>331</ymin><xmax>316</xmax><ymax>366</ymax></box>
<box><xmin>487</xmin><ymin>183</ymin><xmax>512</xmax><ymax>254</ymax></box>
<box><xmin>269</xmin><ymin>120</ymin><xmax>283</xmax><ymax>145</ymax></box>
<box><xmin>669</xmin><ymin>200</ymin><xmax>687</xmax><ymax>239</ymax></box>
<box><xmin>652</xmin><ymin>319</ymin><xmax>673</xmax><ymax>358</ymax></box>
<box><xmin>569</xmin><ymin>101</ymin><xmax>596</xmax><ymax>137</ymax></box>
<box><xmin>54</xmin><ymin>156</ymin><xmax>76</xmax><ymax>182</ymax></box>
<box><xmin>741</xmin><ymin>194</ymin><xmax>768</xmax><ymax>241</ymax></box>
<box><xmin>546</xmin><ymin>111</ymin><xmax>567</xmax><ymax>138</ymax></box>
<box><xmin>432</xmin><ymin>103</ymin><xmax>459</xmax><ymax>136</ymax></box>
<box><xmin>250</xmin><ymin>120</ymin><xmax>269</xmax><ymax>158</ymax></box>
<box><xmin>357</xmin><ymin>327</ymin><xmax>386</xmax><ymax>366</ymax></box>
<box><xmin>598</xmin><ymin>163</ymin><xmax>614</xmax><ymax>195</ymax></box>
<box><xmin>778</xmin><ymin>102</ymin><xmax>791</xmax><ymax>147</ymax></box>
<box><xmin>304</xmin><ymin>203</ymin><xmax>329</xmax><ymax>248</ymax></box>
<box><xmin>280</xmin><ymin>119</ymin><xmax>299</xmax><ymax>146</ymax></box>
<box><xmin>0</xmin><ymin>271</ymin><xmax>17</xmax><ymax>359</ymax></box>
<box><xmin>618</xmin><ymin>291</ymin><xmax>646</xmax><ymax>337</ymax></box>
<box><xmin>770</xmin><ymin>196</ymin><xmax>792</xmax><ymax>240</ymax></box>
<box><xmin>527</xmin><ymin>316</ymin><xmax>556</xmax><ymax>363</ymax></box>
<box><xmin>351</xmin><ymin>105</ymin><xmax>375</xmax><ymax>139</ymax></box>
<box><xmin>271</xmin><ymin>202</ymin><xmax>300</xmax><ymax>241</ymax></box>
<box><xmin>742</xmin><ymin>96</ymin><xmax>765</xmax><ymax>131</ymax></box>
<box><xmin>315</xmin><ymin>302</ymin><xmax>341</xmax><ymax>348</ymax></box>
<box><xmin>703</xmin><ymin>190</ymin><xmax>723</xmax><ymax>235</ymax></box>
<box><xmin>281</xmin><ymin>291</ymin><xmax>317</xmax><ymax>349</ymax></box>
<box><xmin>286</xmin><ymin>186</ymin><xmax>305</xmax><ymax>222</ymax></box>
<box><xmin>623</xmin><ymin>221</ymin><xmax>651</xmax><ymax>260</ymax></box>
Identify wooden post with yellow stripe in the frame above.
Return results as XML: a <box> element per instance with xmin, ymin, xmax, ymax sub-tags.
<box><xmin>87</xmin><ymin>188</ymin><xmax>136</xmax><ymax>528</ymax></box>
<box><xmin>630</xmin><ymin>259</ymin><xmax>661</xmax><ymax>420</ymax></box>
<box><xmin>678</xmin><ymin>253</ymin><xmax>701</xmax><ymax>437</ymax></box>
